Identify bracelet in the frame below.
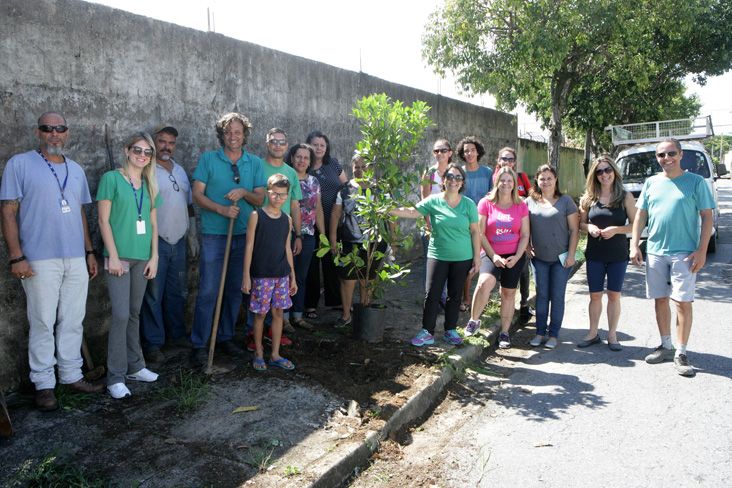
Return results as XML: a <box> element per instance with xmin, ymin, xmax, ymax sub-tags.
<box><xmin>8</xmin><ymin>255</ymin><xmax>26</xmax><ymax>266</ymax></box>
<box><xmin>85</xmin><ymin>250</ymin><xmax>96</xmax><ymax>256</ymax></box>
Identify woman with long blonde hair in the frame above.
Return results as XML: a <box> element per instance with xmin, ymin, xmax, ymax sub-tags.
<box><xmin>97</xmin><ymin>132</ymin><xmax>161</xmax><ymax>399</ymax></box>
<box><xmin>465</xmin><ymin>167</ymin><xmax>530</xmax><ymax>349</ymax></box>
<box><xmin>577</xmin><ymin>155</ymin><xmax>635</xmax><ymax>351</ymax></box>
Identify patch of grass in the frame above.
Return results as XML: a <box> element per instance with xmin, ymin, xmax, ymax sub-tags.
<box><xmin>463</xmin><ymin>332</ymin><xmax>490</xmax><ymax>349</ymax></box>
<box><xmin>156</xmin><ymin>369</ymin><xmax>210</xmax><ymax>412</ymax></box>
<box><xmin>365</xmin><ymin>406</ymin><xmax>382</xmax><ymax>419</ymax></box>
<box><xmin>245</xmin><ymin>439</ymin><xmax>281</xmax><ymax>473</ymax></box>
<box><xmin>283</xmin><ymin>465</ymin><xmax>301</xmax><ymax>477</ymax></box>
<box><xmin>466</xmin><ymin>362</ymin><xmax>503</xmax><ymax>377</ymax></box>
<box><xmin>11</xmin><ymin>452</ymin><xmax>105</xmax><ymax>487</ymax></box>
<box><xmin>56</xmin><ymin>387</ymin><xmax>94</xmax><ymax>411</ymax></box>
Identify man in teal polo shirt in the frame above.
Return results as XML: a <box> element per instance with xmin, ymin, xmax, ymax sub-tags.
<box><xmin>190</xmin><ymin>112</ymin><xmax>266</xmax><ymax>367</ymax></box>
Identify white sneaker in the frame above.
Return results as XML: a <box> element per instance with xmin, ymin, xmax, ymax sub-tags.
<box><xmin>108</xmin><ymin>382</ymin><xmax>131</xmax><ymax>399</ymax></box>
<box><xmin>126</xmin><ymin>368</ymin><xmax>159</xmax><ymax>382</ymax></box>
<box><xmin>529</xmin><ymin>335</ymin><xmax>545</xmax><ymax>347</ymax></box>
<box><xmin>545</xmin><ymin>337</ymin><xmax>558</xmax><ymax>349</ymax></box>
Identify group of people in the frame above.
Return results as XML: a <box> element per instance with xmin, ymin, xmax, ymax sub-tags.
<box><xmin>1</xmin><ymin>111</ymin><xmax>714</xmax><ymax>411</ymax></box>
<box><xmin>394</xmin><ymin>136</ymin><xmax>713</xmax><ymax>379</ymax></box>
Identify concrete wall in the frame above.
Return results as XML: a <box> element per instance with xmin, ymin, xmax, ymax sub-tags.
<box><xmin>0</xmin><ymin>0</ymin><xmax>517</xmax><ymax>391</ymax></box>
<box><xmin>517</xmin><ymin>139</ymin><xmax>586</xmax><ymax>198</ymax></box>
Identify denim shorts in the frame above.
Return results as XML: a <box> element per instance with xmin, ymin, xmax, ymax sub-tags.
<box><xmin>249</xmin><ymin>276</ymin><xmax>293</xmax><ymax>314</ymax></box>
<box><xmin>645</xmin><ymin>253</ymin><xmax>696</xmax><ymax>302</ymax></box>
<box><xmin>479</xmin><ymin>253</ymin><xmax>526</xmax><ymax>289</ymax></box>
<box><xmin>586</xmin><ymin>259</ymin><xmax>628</xmax><ymax>293</ymax></box>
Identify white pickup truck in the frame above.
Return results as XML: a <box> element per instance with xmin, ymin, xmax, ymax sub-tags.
<box><xmin>606</xmin><ymin>116</ymin><xmax>727</xmax><ymax>252</ymax></box>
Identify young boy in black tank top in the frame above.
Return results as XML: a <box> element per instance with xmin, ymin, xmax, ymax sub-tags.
<box><xmin>242</xmin><ymin>174</ymin><xmax>297</xmax><ymax>371</ymax></box>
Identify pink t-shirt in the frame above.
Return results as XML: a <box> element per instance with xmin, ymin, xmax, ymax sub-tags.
<box><xmin>477</xmin><ymin>198</ymin><xmax>528</xmax><ymax>255</ymax></box>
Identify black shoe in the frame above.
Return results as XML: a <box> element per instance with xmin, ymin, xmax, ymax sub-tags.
<box><xmin>218</xmin><ymin>340</ymin><xmax>244</xmax><ymax>356</ymax></box>
<box><xmin>519</xmin><ymin>306</ymin><xmax>532</xmax><ymax>324</ymax></box>
<box><xmin>191</xmin><ymin>348</ymin><xmax>208</xmax><ymax>368</ymax></box>
<box><xmin>577</xmin><ymin>335</ymin><xmax>602</xmax><ymax>348</ymax></box>
<box><xmin>144</xmin><ymin>347</ymin><xmax>166</xmax><ymax>364</ymax></box>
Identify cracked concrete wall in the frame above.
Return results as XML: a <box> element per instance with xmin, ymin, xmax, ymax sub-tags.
<box><xmin>0</xmin><ymin>0</ymin><xmax>517</xmax><ymax>391</ymax></box>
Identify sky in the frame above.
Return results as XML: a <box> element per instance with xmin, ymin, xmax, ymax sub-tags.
<box><xmin>87</xmin><ymin>0</ymin><xmax>732</xmax><ymax>137</ymax></box>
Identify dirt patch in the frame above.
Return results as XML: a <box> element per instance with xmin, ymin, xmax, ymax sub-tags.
<box><xmin>0</xmin><ymin>260</ymin><xmax>458</xmax><ymax>487</ymax></box>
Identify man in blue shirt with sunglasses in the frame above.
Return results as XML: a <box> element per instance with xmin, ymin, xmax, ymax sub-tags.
<box><xmin>190</xmin><ymin>112</ymin><xmax>266</xmax><ymax>367</ymax></box>
<box><xmin>1</xmin><ymin>112</ymin><xmax>104</xmax><ymax>411</ymax></box>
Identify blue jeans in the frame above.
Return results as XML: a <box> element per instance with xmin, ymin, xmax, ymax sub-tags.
<box><xmin>191</xmin><ymin>234</ymin><xmax>246</xmax><ymax>349</ymax></box>
<box><xmin>291</xmin><ymin>234</ymin><xmax>316</xmax><ymax>317</ymax></box>
<box><xmin>140</xmin><ymin>237</ymin><xmax>187</xmax><ymax>350</ymax></box>
<box><xmin>532</xmin><ymin>258</ymin><xmax>571</xmax><ymax>338</ymax></box>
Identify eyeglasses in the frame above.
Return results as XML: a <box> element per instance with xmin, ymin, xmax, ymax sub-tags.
<box><xmin>168</xmin><ymin>173</ymin><xmax>180</xmax><ymax>192</ymax></box>
<box><xmin>130</xmin><ymin>146</ymin><xmax>154</xmax><ymax>157</ymax></box>
<box><xmin>433</xmin><ymin>148</ymin><xmax>450</xmax><ymax>154</ymax></box>
<box><xmin>231</xmin><ymin>164</ymin><xmax>240</xmax><ymax>184</ymax></box>
<box><xmin>268</xmin><ymin>139</ymin><xmax>287</xmax><ymax>147</ymax></box>
<box><xmin>269</xmin><ymin>191</ymin><xmax>288</xmax><ymax>200</ymax></box>
<box><xmin>656</xmin><ymin>151</ymin><xmax>679</xmax><ymax>158</ymax></box>
<box><xmin>445</xmin><ymin>173</ymin><xmax>464</xmax><ymax>181</ymax></box>
<box><xmin>499</xmin><ymin>156</ymin><xmax>516</xmax><ymax>162</ymax></box>
<box><xmin>38</xmin><ymin>125</ymin><xmax>68</xmax><ymax>133</ymax></box>
<box><xmin>595</xmin><ymin>167</ymin><xmax>614</xmax><ymax>176</ymax></box>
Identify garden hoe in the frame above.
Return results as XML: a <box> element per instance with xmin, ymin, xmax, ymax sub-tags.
<box><xmin>82</xmin><ymin>336</ymin><xmax>106</xmax><ymax>381</ymax></box>
<box><xmin>206</xmin><ymin>214</ymin><xmax>237</xmax><ymax>375</ymax></box>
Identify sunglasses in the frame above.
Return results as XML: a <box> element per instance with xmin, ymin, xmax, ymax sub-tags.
<box><xmin>656</xmin><ymin>151</ymin><xmax>679</xmax><ymax>158</ymax></box>
<box><xmin>268</xmin><ymin>139</ymin><xmax>287</xmax><ymax>147</ymax></box>
<box><xmin>130</xmin><ymin>146</ymin><xmax>154</xmax><ymax>157</ymax></box>
<box><xmin>168</xmin><ymin>173</ymin><xmax>180</xmax><ymax>192</ymax></box>
<box><xmin>445</xmin><ymin>173</ymin><xmax>464</xmax><ymax>181</ymax></box>
<box><xmin>231</xmin><ymin>164</ymin><xmax>240</xmax><ymax>184</ymax></box>
<box><xmin>499</xmin><ymin>156</ymin><xmax>516</xmax><ymax>162</ymax></box>
<box><xmin>38</xmin><ymin>125</ymin><xmax>68</xmax><ymax>133</ymax></box>
<box><xmin>433</xmin><ymin>148</ymin><xmax>450</xmax><ymax>154</ymax></box>
<box><xmin>595</xmin><ymin>167</ymin><xmax>614</xmax><ymax>176</ymax></box>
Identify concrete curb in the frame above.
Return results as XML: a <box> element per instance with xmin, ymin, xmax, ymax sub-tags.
<box><xmin>310</xmin><ymin>259</ymin><xmax>584</xmax><ymax>487</ymax></box>
<box><xmin>310</xmin><ymin>323</ymin><xmax>502</xmax><ymax>488</ymax></box>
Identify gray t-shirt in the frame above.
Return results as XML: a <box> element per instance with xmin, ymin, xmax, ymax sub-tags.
<box><xmin>155</xmin><ymin>161</ymin><xmax>192</xmax><ymax>245</ymax></box>
<box><xmin>526</xmin><ymin>194</ymin><xmax>578</xmax><ymax>262</ymax></box>
<box><xmin>0</xmin><ymin>150</ymin><xmax>91</xmax><ymax>260</ymax></box>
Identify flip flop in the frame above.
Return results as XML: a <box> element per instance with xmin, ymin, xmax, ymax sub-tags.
<box><xmin>268</xmin><ymin>357</ymin><xmax>295</xmax><ymax>370</ymax></box>
<box><xmin>252</xmin><ymin>357</ymin><xmax>267</xmax><ymax>371</ymax></box>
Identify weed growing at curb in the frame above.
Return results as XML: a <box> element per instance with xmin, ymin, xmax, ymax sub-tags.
<box><xmin>466</xmin><ymin>362</ymin><xmax>503</xmax><ymax>377</ymax></box>
<box><xmin>283</xmin><ymin>465</ymin><xmax>301</xmax><ymax>477</ymax></box>
<box><xmin>245</xmin><ymin>439</ymin><xmax>281</xmax><ymax>472</ymax></box>
<box><xmin>11</xmin><ymin>451</ymin><xmax>105</xmax><ymax>487</ymax></box>
<box><xmin>156</xmin><ymin>369</ymin><xmax>210</xmax><ymax>412</ymax></box>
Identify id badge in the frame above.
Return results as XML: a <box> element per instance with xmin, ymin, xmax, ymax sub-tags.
<box><xmin>60</xmin><ymin>199</ymin><xmax>71</xmax><ymax>214</ymax></box>
<box><xmin>136</xmin><ymin>220</ymin><xmax>146</xmax><ymax>235</ymax></box>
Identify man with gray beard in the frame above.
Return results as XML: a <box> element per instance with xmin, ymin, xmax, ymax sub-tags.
<box><xmin>1</xmin><ymin>112</ymin><xmax>103</xmax><ymax>411</ymax></box>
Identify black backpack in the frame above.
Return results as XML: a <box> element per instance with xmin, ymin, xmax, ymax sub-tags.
<box><xmin>337</xmin><ymin>184</ymin><xmax>364</xmax><ymax>243</ymax></box>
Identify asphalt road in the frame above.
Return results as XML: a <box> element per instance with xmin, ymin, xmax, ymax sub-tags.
<box><xmin>352</xmin><ymin>179</ymin><xmax>732</xmax><ymax>488</ymax></box>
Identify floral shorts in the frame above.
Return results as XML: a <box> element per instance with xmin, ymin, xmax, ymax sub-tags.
<box><xmin>249</xmin><ymin>276</ymin><xmax>292</xmax><ymax>314</ymax></box>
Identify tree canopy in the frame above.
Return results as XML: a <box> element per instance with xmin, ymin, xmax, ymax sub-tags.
<box><xmin>423</xmin><ymin>0</ymin><xmax>732</xmax><ymax>170</ymax></box>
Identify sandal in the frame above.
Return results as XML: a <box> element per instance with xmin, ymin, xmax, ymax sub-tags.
<box><xmin>252</xmin><ymin>357</ymin><xmax>267</xmax><ymax>371</ymax></box>
<box><xmin>304</xmin><ymin>310</ymin><xmax>319</xmax><ymax>320</ymax></box>
<box><xmin>292</xmin><ymin>318</ymin><xmax>314</xmax><ymax>331</ymax></box>
<box><xmin>268</xmin><ymin>357</ymin><xmax>295</xmax><ymax>370</ymax></box>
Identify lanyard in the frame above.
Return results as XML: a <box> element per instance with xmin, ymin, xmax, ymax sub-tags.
<box><xmin>37</xmin><ymin>150</ymin><xmax>68</xmax><ymax>201</ymax></box>
<box><xmin>127</xmin><ymin>175</ymin><xmax>144</xmax><ymax>221</ymax></box>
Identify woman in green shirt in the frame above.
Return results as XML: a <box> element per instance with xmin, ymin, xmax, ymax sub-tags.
<box><xmin>97</xmin><ymin>132</ymin><xmax>161</xmax><ymax>399</ymax></box>
<box><xmin>391</xmin><ymin>163</ymin><xmax>481</xmax><ymax>347</ymax></box>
